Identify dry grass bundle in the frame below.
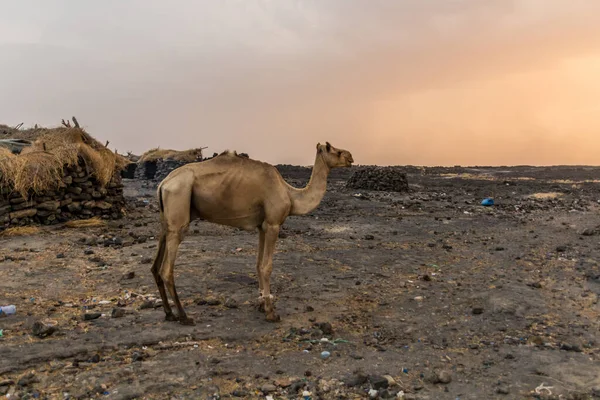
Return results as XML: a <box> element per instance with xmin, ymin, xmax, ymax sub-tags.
<box><xmin>0</xmin><ymin>147</ymin><xmax>19</xmax><ymax>188</ymax></box>
<box><xmin>64</xmin><ymin>217</ymin><xmax>106</xmax><ymax>228</ymax></box>
<box><xmin>0</xmin><ymin>226</ymin><xmax>40</xmax><ymax>237</ymax></box>
<box><xmin>20</xmin><ymin>127</ymin><xmax>124</xmax><ymax>186</ymax></box>
<box><xmin>13</xmin><ymin>151</ymin><xmax>64</xmax><ymax>198</ymax></box>
<box><xmin>139</xmin><ymin>148</ymin><xmax>204</xmax><ymax>163</ymax></box>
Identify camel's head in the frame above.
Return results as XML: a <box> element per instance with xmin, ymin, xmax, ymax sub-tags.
<box><xmin>317</xmin><ymin>142</ymin><xmax>354</xmax><ymax>168</ymax></box>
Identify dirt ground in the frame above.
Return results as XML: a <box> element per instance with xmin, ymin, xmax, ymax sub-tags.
<box><xmin>1</xmin><ymin>166</ymin><xmax>600</xmax><ymax>400</ymax></box>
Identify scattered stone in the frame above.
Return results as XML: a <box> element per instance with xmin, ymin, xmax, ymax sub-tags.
<box><xmin>343</xmin><ymin>372</ymin><xmax>368</xmax><ymax>387</ymax></box>
<box><xmin>140</xmin><ymin>257</ymin><xmax>153</xmax><ymax>264</ymax></box>
<box><xmin>83</xmin><ymin>312</ymin><xmax>102</xmax><ymax>321</ymax></box>
<box><xmin>140</xmin><ymin>300</ymin><xmax>155</xmax><ymax>310</ymax></box>
<box><xmin>496</xmin><ymin>386</ymin><xmax>510</xmax><ymax>395</ymax></box>
<box><xmin>365</xmin><ymin>234</ymin><xmax>375</xmax><ymax>240</ymax></box>
<box><xmin>495</xmin><ymin>247</ymin><xmax>505</xmax><ymax>251</ymax></box>
<box><xmin>369</xmin><ymin>375</ymin><xmax>389</xmax><ymax>390</ymax></box>
<box><xmin>224</xmin><ymin>298</ymin><xmax>238</xmax><ymax>309</ymax></box>
<box><xmin>89</xmin><ymin>354</ymin><xmax>101</xmax><ymax>363</ymax></box>
<box><xmin>368</xmin><ymin>388</ymin><xmax>379</xmax><ymax>398</ymax></box>
<box><xmin>305</xmin><ymin>305</ymin><xmax>314</xmax><ymax>312</ymax></box>
<box><xmin>32</xmin><ymin>321</ymin><xmax>56</xmax><ymax>338</ymax></box>
<box><xmin>131</xmin><ymin>352</ymin><xmax>144</xmax><ymax>362</ymax></box>
<box><xmin>261</xmin><ymin>383</ymin><xmax>277</xmax><ymax>394</ymax></box>
<box><xmin>56</xmin><ymin>253</ymin><xmax>65</xmax><ymax>259</ymax></box>
<box><xmin>111</xmin><ymin>308</ymin><xmax>126</xmax><ymax>318</ymax></box>
<box><xmin>122</xmin><ymin>271</ymin><xmax>135</xmax><ymax>280</ymax></box>
<box><xmin>17</xmin><ymin>372</ymin><xmax>38</xmax><ymax>387</ymax></box>
<box><xmin>206</xmin><ymin>298</ymin><xmax>221</xmax><ymax>306</ymax></box>
<box><xmin>527</xmin><ymin>281</ymin><xmax>543</xmax><ymax>289</ymax></box>
<box><xmin>289</xmin><ymin>380</ymin><xmax>305</xmax><ymax>394</ymax></box>
<box><xmin>231</xmin><ymin>390</ymin><xmax>248</xmax><ymax>397</ymax></box>
<box><xmin>472</xmin><ymin>307</ymin><xmax>484</xmax><ymax>315</ymax></box>
<box><xmin>317</xmin><ymin>322</ymin><xmax>333</xmax><ymax>335</ymax></box>
<box><xmin>556</xmin><ymin>245</ymin><xmax>567</xmax><ymax>253</ymax></box>
<box><xmin>427</xmin><ymin>370</ymin><xmax>452</xmax><ymax>384</ymax></box>
<box><xmin>560</xmin><ymin>343</ymin><xmax>582</xmax><ymax>352</ymax></box>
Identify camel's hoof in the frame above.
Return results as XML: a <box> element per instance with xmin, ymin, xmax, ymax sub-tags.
<box><xmin>265</xmin><ymin>313</ymin><xmax>281</xmax><ymax>323</ymax></box>
<box><xmin>179</xmin><ymin>317</ymin><xmax>195</xmax><ymax>326</ymax></box>
<box><xmin>256</xmin><ymin>302</ymin><xmax>266</xmax><ymax>313</ymax></box>
<box><xmin>165</xmin><ymin>313</ymin><xmax>178</xmax><ymax>322</ymax></box>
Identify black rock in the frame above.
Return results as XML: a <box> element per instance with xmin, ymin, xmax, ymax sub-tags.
<box><xmin>556</xmin><ymin>245</ymin><xmax>567</xmax><ymax>253</ymax></box>
<box><xmin>343</xmin><ymin>373</ymin><xmax>368</xmax><ymax>387</ymax></box>
<box><xmin>369</xmin><ymin>375</ymin><xmax>389</xmax><ymax>390</ymax></box>
<box><xmin>560</xmin><ymin>343</ymin><xmax>582</xmax><ymax>352</ymax></box>
<box><xmin>496</xmin><ymin>386</ymin><xmax>510</xmax><ymax>395</ymax></box>
<box><xmin>316</xmin><ymin>322</ymin><xmax>334</xmax><ymax>335</ymax></box>
<box><xmin>84</xmin><ymin>312</ymin><xmax>102</xmax><ymax>321</ymax></box>
<box><xmin>122</xmin><ymin>271</ymin><xmax>135</xmax><ymax>280</ymax></box>
<box><xmin>140</xmin><ymin>300</ymin><xmax>155</xmax><ymax>309</ymax></box>
<box><xmin>140</xmin><ymin>257</ymin><xmax>153</xmax><ymax>264</ymax></box>
<box><xmin>56</xmin><ymin>253</ymin><xmax>65</xmax><ymax>259</ymax></box>
<box><xmin>288</xmin><ymin>380</ymin><xmax>305</xmax><ymax>394</ymax></box>
<box><xmin>224</xmin><ymin>298</ymin><xmax>238</xmax><ymax>309</ymax></box>
<box><xmin>111</xmin><ymin>308</ymin><xmax>126</xmax><ymax>318</ymax></box>
<box><xmin>472</xmin><ymin>307</ymin><xmax>484</xmax><ymax>315</ymax></box>
<box><xmin>32</xmin><ymin>321</ymin><xmax>56</xmax><ymax>338</ymax></box>
<box><xmin>131</xmin><ymin>352</ymin><xmax>144</xmax><ymax>362</ymax></box>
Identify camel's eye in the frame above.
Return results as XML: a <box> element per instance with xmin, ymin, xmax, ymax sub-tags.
<box><xmin>337</xmin><ymin>151</ymin><xmax>342</xmax><ymax>156</ymax></box>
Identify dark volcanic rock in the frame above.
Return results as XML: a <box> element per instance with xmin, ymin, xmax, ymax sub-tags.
<box><xmin>346</xmin><ymin>166</ymin><xmax>409</xmax><ymax>192</ymax></box>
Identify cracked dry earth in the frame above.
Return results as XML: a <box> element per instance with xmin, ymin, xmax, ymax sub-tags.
<box><xmin>1</xmin><ymin>166</ymin><xmax>600</xmax><ymax>400</ymax></box>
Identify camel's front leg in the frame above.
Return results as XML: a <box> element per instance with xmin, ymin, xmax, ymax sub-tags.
<box><xmin>256</xmin><ymin>229</ymin><xmax>266</xmax><ymax>312</ymax></box>
<box><xmin>259</xmin><ymin>224</ymin><xmax>280</xmax><ymax>322</ymax></box>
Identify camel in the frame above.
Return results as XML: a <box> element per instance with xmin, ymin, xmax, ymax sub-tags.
<box><xmin>151</xmin><ymin>142</ymin><xmax>354</xmax><ymax>324</ymax></box>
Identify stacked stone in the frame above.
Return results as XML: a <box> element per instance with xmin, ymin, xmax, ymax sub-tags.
<box><xmin>346</xmin><ymin>166</ymin><xmax>409</xmax><ymax>192</ymax></box>
<box><xmin>0</xmin><ymin>164</ymin><xmax>124</xmax><ymax>230</ymax></box>
<box><xmin>153</xmin><ymin>160</ymin><xmax>188</xmax><ymax>182</ymax></box>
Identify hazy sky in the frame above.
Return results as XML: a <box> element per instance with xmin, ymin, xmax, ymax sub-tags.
<box><xmin>1</xmin><ymin>1</ymin><xmax>600</xmax><ymax>166</ymax></box>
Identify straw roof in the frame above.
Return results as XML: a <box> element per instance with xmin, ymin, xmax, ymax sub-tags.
<box><xmin>139</xmin><ymin>147</ymin><xmax>205</xmax><ymax>163</ymax></box>
<box><xmin>0</xmin><ymin>125</ymin><xmax>128</xmax><ymax>198</ymax></box>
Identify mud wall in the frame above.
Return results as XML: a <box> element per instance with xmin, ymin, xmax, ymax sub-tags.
<box><xmin>0</xmin><ymin>164</ymin><xmax>124</xmax><ymax>230</ymax></box>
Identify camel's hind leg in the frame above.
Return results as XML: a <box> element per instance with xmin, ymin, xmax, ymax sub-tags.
<box><xmin>151</xmin><ymin>233</ymin><xmax>177</xmax><ymax>321</ymax></box>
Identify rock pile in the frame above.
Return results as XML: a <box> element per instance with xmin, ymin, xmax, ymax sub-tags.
<box><xmin>154</xmin><ymin>160</ymin><xmax>188</xmax><ymax>182</ymax></box>
<box><xmin>346</xmin><ymin>166</ymin><xmax>409</xmax><ymax>192</ymax></box>
<box><xmin>0</xmin><ymin>165</ymin><xmax>124</xmax><ymax>229</ymax></box>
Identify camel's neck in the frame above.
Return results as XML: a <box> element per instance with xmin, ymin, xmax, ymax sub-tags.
<box><xmin>287</xmin><ymin>152</ymin><xmax>330</xmax><ymax>216</ymax></box>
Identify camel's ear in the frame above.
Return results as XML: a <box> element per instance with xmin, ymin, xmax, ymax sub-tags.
<box><xmin>326</xmin><ymin>142</ymin><xmax>331</xmax><ymax>152</ymax></box>
<box><xmin>317</xmin><ymin>142</ymin><xmax>322</xmax><ymax>152</ymax></box>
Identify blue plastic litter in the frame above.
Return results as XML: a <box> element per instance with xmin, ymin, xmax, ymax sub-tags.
<box><xmin>481</xmin><ymin>198</ymin><xmax>494</xmax><ymax>206</ymax></box>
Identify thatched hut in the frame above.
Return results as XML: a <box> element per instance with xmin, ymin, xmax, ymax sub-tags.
<box><xmin>0</xmin><ymin>121</ymin><xmax>129</xmax><ymax>228</ymax></box>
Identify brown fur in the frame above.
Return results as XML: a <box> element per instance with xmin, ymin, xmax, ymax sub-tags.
<box><xmin>151</xmin><ymin>142</ymin><xmax>354</xmax><ymax>324</ymax></box>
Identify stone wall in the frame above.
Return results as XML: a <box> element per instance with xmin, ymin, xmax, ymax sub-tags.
<box><xmin>346</xmin><ymin>166</ymin><xmax>409</xmax><ymax>192</ymax></box>
<box><xmin>0</xmin><ymin>164</ymin><xmax>124</xmax><ymax>230</ymax></box>
<box><xmin>154</xmin><ymin>160</ymin><xmax>188</xmax><ymax>182</ymax></box>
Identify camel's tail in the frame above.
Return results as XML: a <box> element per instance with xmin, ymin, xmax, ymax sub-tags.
<box><xmin>157</xmin><ymin>182</ymin><xmax>165</xmax><ymax>214</ymax></box>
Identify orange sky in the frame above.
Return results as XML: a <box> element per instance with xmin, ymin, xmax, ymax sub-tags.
<box><xmin>1</xmin><ymin>1</ymin><xmax>600</xmax><ymax>166</ymax></box>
